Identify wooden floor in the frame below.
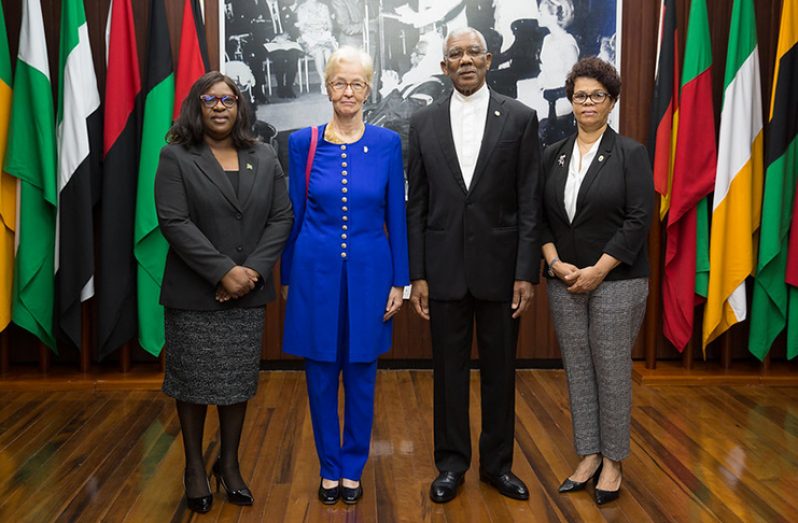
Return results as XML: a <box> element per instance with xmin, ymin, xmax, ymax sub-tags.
<box><xmin>0</xmin><ymin>371</ymin><xmax>796</xmax><ymax>522</ymax></box>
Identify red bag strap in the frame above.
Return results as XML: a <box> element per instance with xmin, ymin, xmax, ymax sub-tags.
<box><xmin>305</xmin><ymin>126</ymin><xmax>319</xmax><ymax>200</ymax></box>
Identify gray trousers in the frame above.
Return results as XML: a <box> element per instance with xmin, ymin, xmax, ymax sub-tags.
<box><xmin>547</xmin><ymin>278</ymin><xmax>648</xmax><ymax>461</ymax></box>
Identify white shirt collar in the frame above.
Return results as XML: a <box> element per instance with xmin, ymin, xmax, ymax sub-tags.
<box><xmin>451</xmin><ymin>83</ymin><xmax>490</xmax><ymax>105</ymax></box>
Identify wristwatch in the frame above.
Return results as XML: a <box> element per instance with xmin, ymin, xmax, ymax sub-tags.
<box><xmin>547</xmin><ymin>257</ymin><xmax>560</xmax><ymax>277</ymax></box>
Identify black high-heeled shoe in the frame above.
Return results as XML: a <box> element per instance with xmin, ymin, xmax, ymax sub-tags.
<box><xmin>212</xmin><ymin>458</ymin><xmax>254</xmax><ymax>506</ymax></box>
<box><xmin>183</xmin><ymin>471</ymin><xmax>213</xmax><ymax>513</ymax></box>
<box><xmin>594</xmin><ymin>462</ymin><xmax>622</xmax><ymax>505</ymax></box>
<box><xmin>340</xmin><ymin>482</ymin><xmax>363</xmax><ymax>504</ymax></box>
<box><xmin>318</xmin><ymin>479</ymin><xmax>340</xmax><ymax>504</ymax></box>
<box><xmin>558</xmin><ymin>461</ymin><xmax>603</xmax><ymax>493</ymax></box>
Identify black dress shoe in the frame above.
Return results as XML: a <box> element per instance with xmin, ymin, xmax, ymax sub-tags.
<box><xmin>594</xmin><ymin>463</ymin><xmax>622</xmax><ymax>505</ymax></box>
<box><xmin>479</xmin><ymin>471</ymin><xmax>529</xmax><ymax>500</ymax></box>
<box><xmin>184</xmin><ymin>472</ymin><xmax>213</xmax><ymax>513</ymax></box>
<box><xmin>212</xmin><ymin>459</ymin><xmax>254</xmax><ymax>506</ymax></box>
<box><xmin>340</xmin><ymin>483</ymin><xmax>363</xmax><ymax>504</ymax></box>
<box><xmin>429</xmin><ymin>471</ymin><xmax>465</xmax><ymax>503</ymax></box>
<box><xmin>558</xmin><ymin>462</ymin><xmax>603</xmax><ymax>493</ymax></box>
<box><xmin>318</xmin><ymin>479</ymin><xmax>340</xmax><ymax>505</ymax></box>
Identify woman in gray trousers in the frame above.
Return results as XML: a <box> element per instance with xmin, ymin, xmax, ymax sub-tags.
<box><xmin>539</xmin><ymin>57</ymin><xmax>653</xmax><ymax>506</ymax></box>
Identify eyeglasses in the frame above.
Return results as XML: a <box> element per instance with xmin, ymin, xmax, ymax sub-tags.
<box><xmin>328</xmin><ymin>80</ymin><xmax>368</xmax><ymax>93</ymax></box>
<box><xmin>572</xmin><ymin>91</ymin><xmax>610</xmax><ymax>104</ymax></box>
<box><xmin>200</xmin><ymin>94</ymin><xmax>238</xmax><ymax>108</ymax></box>
<box><xmin>445</xmin><ymin>46</ymin><xmax>486</xmax><ymax>61</ymax></box>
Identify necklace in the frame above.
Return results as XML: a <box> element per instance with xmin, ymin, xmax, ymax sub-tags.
<box><xmin>325</xmin><ymin>120</ymin><xmax>365</xmax><ymax>144</ymax></box>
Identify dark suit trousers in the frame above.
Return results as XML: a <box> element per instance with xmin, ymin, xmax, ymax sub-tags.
<box><xmin>430</xmin><ymin>294</ymin><xmax>519</xmax><ymax>476</ymax></box>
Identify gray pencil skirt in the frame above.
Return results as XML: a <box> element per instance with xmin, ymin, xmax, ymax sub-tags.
<box><xmin>162</xmin><ymin>307</ymin><xmax>264</xmax><ymax>405</ymax></box>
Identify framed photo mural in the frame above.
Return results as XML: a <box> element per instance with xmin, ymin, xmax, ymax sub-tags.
<box><xmin>221</xmin><ymin>0</ymin><xmax>621</xmax><ymax>152</ymax></box>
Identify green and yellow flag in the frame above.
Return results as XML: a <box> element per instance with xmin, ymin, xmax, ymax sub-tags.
<box><xmin>0</xmin><ymin>3</ymin><xmax>14</xmax><ymax>332</ymax></box>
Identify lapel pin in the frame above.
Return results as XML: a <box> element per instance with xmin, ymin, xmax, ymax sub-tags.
<box><xmin>246</xmin><ymin>162</ymin><xmax>253</xmax><ymax>170</ymax></box>
<box><xmin>558</xmin><ymin>154</ymin><xmax>566</xmax><ymax>166</ymax></box>
<box><xmin>364</xmin><ymin>146</ymin><xmax>369</xmax><ymax>153</ymax></box>
<box><xmin>598</xmin><ymin>155</ymin><xmax>605</xmax><ymax>162</ymax></box>
<box><xmin>494</xmin><ymin>110</ymin><xmax>501</xmax><ymax>117</ymax></box>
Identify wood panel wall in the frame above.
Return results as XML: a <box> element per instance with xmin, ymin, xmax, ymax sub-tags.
<box><xmin>0</xmin><ymin>0</ymin><xmax>788</xmax><ymax>365</ymax></box>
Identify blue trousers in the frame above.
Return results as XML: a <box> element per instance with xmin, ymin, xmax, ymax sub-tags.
<box><xmin>304</xmin><ymin>267</ymin><xmax>378</xmax><ymax>481</ymax></box>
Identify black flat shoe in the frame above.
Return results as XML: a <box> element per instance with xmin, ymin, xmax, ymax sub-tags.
<box><xmin>479</xmin><ymin>471</ymin><xmax>529</xmax><ymax>500</ymax></box>
<box><xmin>318</xmin><ymin>479</ymin><xmax>340</xmax><ymax>504</ymax></box>
<box><xmin>340</xmin><ymin>483</ymin><xmax>363</xmax><ymax>504</ymax></box>
<box><xmin>212</xmin><ymin>458</ymin><xmax>254</xmax><ymax>506</ymax></box>
<box><xmin>184</xmin><ymin>472</ymin><xmax>213</xmax><ymax>513</ymax></box>
<box><xmin>558</xmin><ymin>462</ymin><xmax>603</xmax><ymax>493</ymax></box>
<box><xmin>430</xmin><ymin>471</ymin><xmax>465</xmax><ymax>503</ymax></box>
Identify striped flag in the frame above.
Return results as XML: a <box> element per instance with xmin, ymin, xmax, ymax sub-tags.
<box><xmin>648</xmin><ymin>0</ymin><xmax>680</xmax><ymax>220</ymax></box>
<box><xmin>97</xmin><ymin>0</ymin><xmax>141</xmax><ymax>359</ymax></box>
<box><xmin>134</xmin><ymin>0</ymin><xmax>174</xmax><ymax>356</ymax></box>
<box><xmin>702</xmin><ymin>0</ymin><xmax>764</xmax><ymax>351</ymax></box>
<box><xmin>0</xmin><ymin>3</ymin><xmax>13</xmax><ymax>332</ymax></box>
<box><xmin>749</xmin><ymin>0</ymin><xmax>798</xmax><ymax>360</ymax></box>
<box><xmin>56</xmin><ymin>0</ymin><xmax>103</xmax><ymax>349</ymax></box>
<box><xmin>173</xmin><ymin>0</ymin><xmax>209</xmax><ymax>120</ymax></box>
<box><xmin>662</xmin><ymin>0</ymin><xmax>717</xmax><ymax>352</ymax></box>
<box><xmin>4</xmin><ymin>0</ymin><xmax>57</xmax><ymax>349</ymax></box>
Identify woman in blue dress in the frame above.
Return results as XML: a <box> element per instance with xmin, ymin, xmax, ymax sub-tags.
<box><xmin>280</xmin><ymin>46</ymin><xmax>409</xmax><ymax>505</ymax></box>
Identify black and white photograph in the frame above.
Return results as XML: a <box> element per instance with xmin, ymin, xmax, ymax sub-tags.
<box><xmin>221</xmin><ymin>0</ymin><xmax>621</xmax><ymax>150</ymax></box>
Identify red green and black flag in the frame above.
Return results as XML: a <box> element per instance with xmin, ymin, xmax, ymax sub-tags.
<box><xmin>648</xmin><ymin>0</ymin><xmax>680</xmax><ymax>220</ymax></box>
<box><xmin>97</xmin><ymin>0</ymin><xmax>141</xmax><ymax>359</ymax></box>
<box><xmin>662</xmin><ymin>0</ymin><xmax>717</xmax><ymax>352</ymax></box>
<box><xmin>134</xmin><ymin>0</ymin><xmax>174</xmax><ymax>356</ymax></box>
<box><xmin>174</xmin><ymin>0</ymin><xmax>209</xmax><ymax>120</ymax></box>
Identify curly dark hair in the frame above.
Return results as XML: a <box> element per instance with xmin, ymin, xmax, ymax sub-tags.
<box><xmin>167</xmin><ymin>71</ymin><xmax>257</xmax><ymax>147</ymax></box>
<box><xmin>565</xmin><ymin>57</ymin><xmax>621</xmax><ymax>102</ymax></box>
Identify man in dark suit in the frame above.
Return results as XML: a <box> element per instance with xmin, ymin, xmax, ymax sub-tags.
<box><xmin>406</xmin><ymin>27</ymin><xmax>541</xmax><ymax>503</ymax></box>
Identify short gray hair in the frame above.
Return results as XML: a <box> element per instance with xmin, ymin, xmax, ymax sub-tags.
<box><xmin>442</xmin><ymin>27</ymin><xmax>488</xmax><ymax>58</ymax></box>
<box><xmin>324</xmin><ymin>46</ymin><xmax>374</xmax><ymax>85</ymax></box>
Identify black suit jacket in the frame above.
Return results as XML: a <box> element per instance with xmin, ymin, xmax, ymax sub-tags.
<box><xmin>406</xmin><ymin>89</ymin><xmax>542</xmax><ymax>302</ymax></box>
<box><xmin>540</xmin><ymin>127</ymin><xmax>653</xmax><ymax>280</ymax></box>
<box><xmin>154</xmin><ymin>141</ymin><xmax>293</xmax><ymax>310</ymax></box>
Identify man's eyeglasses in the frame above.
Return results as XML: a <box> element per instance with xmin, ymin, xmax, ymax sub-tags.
<box><xmin>572</xmin><ymin>91</ymin><xmax>610</xmax><ymax>104</ymax></box>
<box><xmin>200</xmin><ymin>94</ymin><xmax>238</xmax><ymax>108</ymax></box>
<box><xmin>328</xmin><ymin>80</ymin><xmax>368</xmax><ymax>93</ymax></box>
<box><xmin>445</xmin><ymin>46</ymin><xmax>486</xmax><ymax>61</ymax></box>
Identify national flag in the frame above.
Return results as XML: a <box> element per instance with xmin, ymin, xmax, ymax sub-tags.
<box><xmin>56</xmin><ymin>0</ymin><xmax>103</xmax><ymax>349</ymax></box>
<box><xmin>662</xmin><ymin>0</ymin><xmax>717</xmax><ymax>352</ymax></box>
<box><xmin>0</xmin><ymin>4</ymin><xmax>14</xmax><ymax>331</ymax></box>
<box><xmin>134</xmin><ymin>0</ymin><xmax>174</xmax><ymax>356</ymax></box>
<box><xmin>702</xmin><ymin>0</ymin><xmax>763</xmax><ymax>351</ymax></box>
<box><xmin>4</xmin><ymin>0</ymin><xmax>57</xmax><ymax>349</ymax></box>
<box><xmin>749</xmin><ymin>0</ymin><xmax>798</xmax><ymax>360</ymax></box>
<box><xmin>173</xmin><ymin>0</ymin><xmax>209</xmax><ymax>120</ymax></box>
<box><xmin>648</xmin><ymin>0</ymin><xmax>680</xmax><ymax>220</ymax></box>
<box><xmin>97</xmin><ymin>0</ymin><xmax>141</xmax><ymax>359</ymax></box>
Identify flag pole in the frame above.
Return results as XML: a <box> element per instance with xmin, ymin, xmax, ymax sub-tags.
<box><xmin>80</xmin><ymin>302</ymin><xmax>91</xmax><ymax>373</ymax></box>
<box><xmin>119</xmin><ymin>343</ymin><xmax>131</xmax><ymax>373</ymax></box>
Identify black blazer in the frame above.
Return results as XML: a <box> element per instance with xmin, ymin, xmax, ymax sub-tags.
<box><xmin>406</xmin><ymin>89</ymin><xmax>542</xmax><ymax>301</ymax></box>
<box><xmin>541</xmin><ymin>127</ymin><xmax>653</xmax><ymax>281</ymax></box>
<box><xmin>154</xmin><ymin>141</ymin><xmax>293</xmax><ymax>310</ymax></box>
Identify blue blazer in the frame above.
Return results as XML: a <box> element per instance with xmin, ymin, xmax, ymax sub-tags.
<box><xmin>281</xmin><ymin>124</ymin><xmax>410</xmax><ymax>362</ymax></box>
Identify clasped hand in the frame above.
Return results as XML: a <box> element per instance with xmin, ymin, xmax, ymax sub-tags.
<box><xmin>215</xmin><ymin>266</ymin><xmax>260</xmax><ymax>302</ymax></box>
<box><xmin>555</xmin><ymin>263</ymin><xmax>607</xmax><ymax>293</ymax></box>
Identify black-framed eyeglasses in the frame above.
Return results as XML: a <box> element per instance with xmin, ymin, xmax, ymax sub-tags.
<box><xmin>445</xmin><ymin>46</ymin><xmax>486</xmax><ymax>61</ymax></box>
<box><xmin>328</xmin><ymin>80</ymin><xmax>368</xmax><ymax>93</ymax></box>
<box><xmin>200</xmin><ymin>94</ymin><xmax>238</xmax><ymax>108</ymax></box>
<box><xmin>572</xmin><ymin>91</ymin><xmax>609</xmax><ymax>104</ymax></box>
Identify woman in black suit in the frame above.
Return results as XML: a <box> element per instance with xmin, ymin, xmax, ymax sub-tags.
<box><xmin>154</xmin><ymin>71</ymin><xmax>292</xmax><ymax>512</ymax></box>
<box><xmin>540</xmin><ymin>57</ymin><xmax>653</xmax><ymax>505</ymax></box>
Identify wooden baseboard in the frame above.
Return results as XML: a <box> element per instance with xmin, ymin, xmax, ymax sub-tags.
<box><xmin>633</xmin><ymin>360</ymin><xmax>798</xmax><ymax>386</ymax></box>
<box><xmin>0</xmin><ymin>364</ymin><xmax>164</xmax><ymax>391</ymax></box>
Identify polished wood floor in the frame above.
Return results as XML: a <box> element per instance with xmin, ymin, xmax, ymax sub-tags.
<box><xmin>0</xmin><ymin>370</ymin><xmax>795</xmax><ymax>522</ymax></box>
